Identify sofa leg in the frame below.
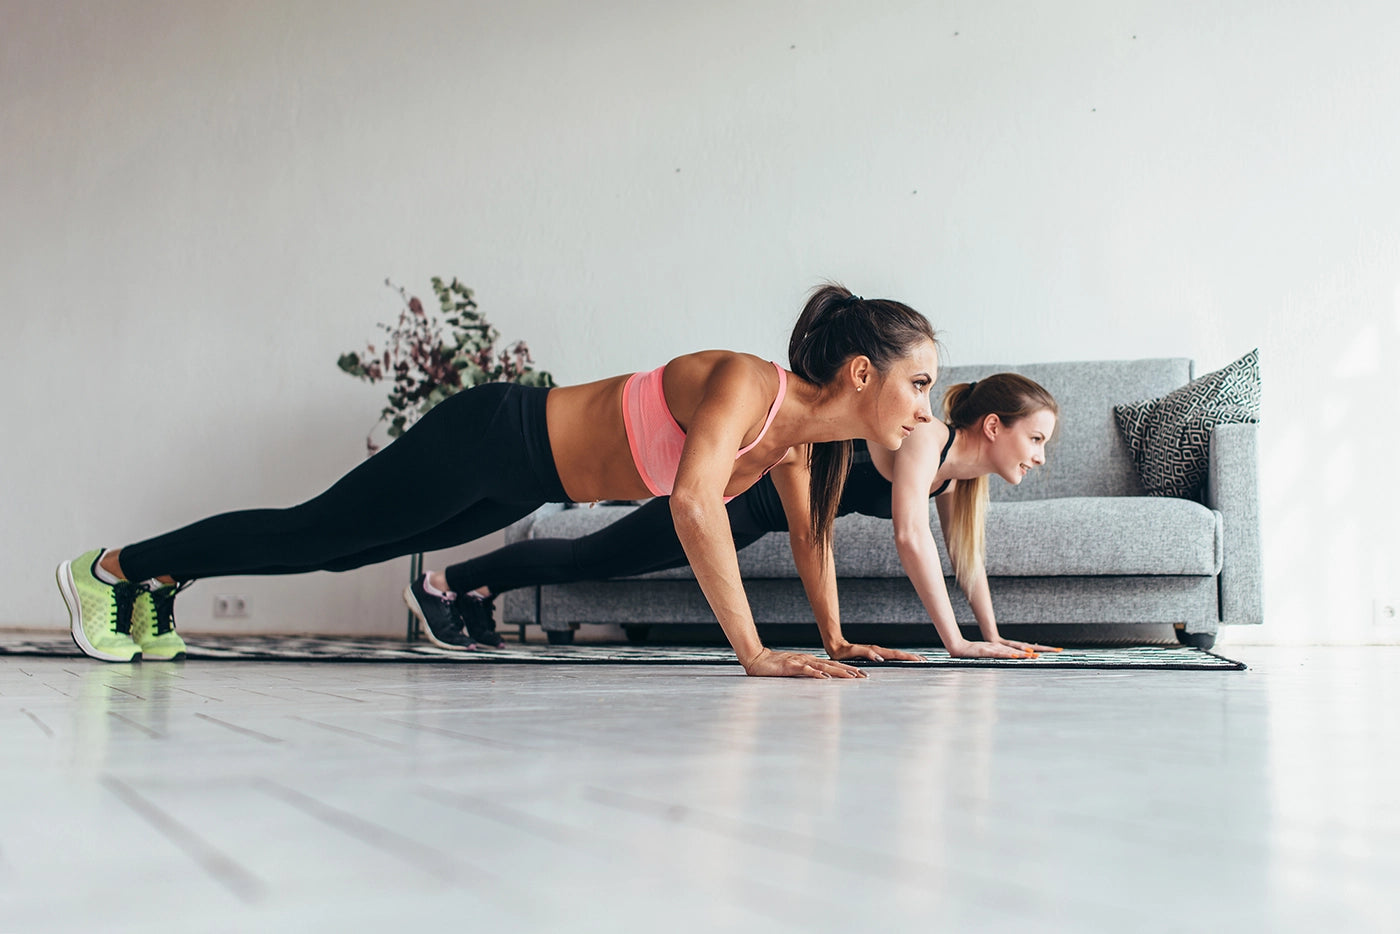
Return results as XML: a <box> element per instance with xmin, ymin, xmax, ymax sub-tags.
<box><xmin>1174</xmin><ymin>625</ymin><xmax>1216</xmax><ymax>650</ymax></box>
<box><xmin>546</xmin><ymin>629</ymin><xmax>576</xmax><ymax>645</ymax></box>
<box><xmin>623</xmin><ymin>624</ymin><xmax>651</xmax><ymax>644</ymax></box>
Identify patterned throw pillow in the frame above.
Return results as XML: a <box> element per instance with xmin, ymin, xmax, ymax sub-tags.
<box><xmin>1113</xmin><ymin>349</ymin><xmax>1260</xmax><ymax>499</ymax></box>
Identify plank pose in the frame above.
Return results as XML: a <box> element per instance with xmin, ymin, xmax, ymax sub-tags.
<box><xmin>413</xmin><ymin>373</ymin><xmax>1061</xmax><ymax>660</ymax></box>
<box><xmin>58</xmin><ymin>285</ymin><xmax>937</xmax><ymax>678</ymax></box>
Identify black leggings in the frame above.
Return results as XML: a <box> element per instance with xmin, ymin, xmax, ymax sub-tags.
<box><xmin>445</xmin><ymin>473</ymin><xmax>792</xmax><ymax>595</ymax></box>
<box><xmin>444</xmin><ymin>451</ymin><xmax>906</xmax><ymax>595</ymax></box>
<box><xmin>120</xmin><ymin>383</ymin><xmax>568</xmax><ymax>582</ymax></box>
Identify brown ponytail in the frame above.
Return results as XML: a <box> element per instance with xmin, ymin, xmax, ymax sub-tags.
<box><xmin>788</xmin><ymin>283</ymin><xmax>938</xmax><ymax>549</ymax></box>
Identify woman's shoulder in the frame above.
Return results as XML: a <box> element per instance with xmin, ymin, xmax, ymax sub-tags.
<box><xmin>659</xmin><ymin>351</ymin><xmax>781</xmax><ymax>428</ymax></box>
<box><xmin>667</xmin><ymin>351</ymin><xmax>780</xmax><ymax>393</ymax></box>
<box><xmin>887</xmin><ymin>421</ymin><xmax>954</xmax><ymax>494</ymax></box>
<box><xmin>894</xmin><ymin>420</ymin><xmax>951</xmax><ymax>460</ymax></box>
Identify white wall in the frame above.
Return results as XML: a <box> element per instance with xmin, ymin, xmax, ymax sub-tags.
<box><xmin>3</xmin><ymin>0</ymin><xmax>1396</xmax><ymax>643</ymax></box>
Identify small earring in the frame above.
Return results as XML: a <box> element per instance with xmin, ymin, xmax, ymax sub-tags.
<box><xmin>856</xmin><ymin>386</ymin><xmax>863</xmax><ymax>392</ymax></box>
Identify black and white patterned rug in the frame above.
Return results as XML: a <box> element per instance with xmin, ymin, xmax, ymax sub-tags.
<box><xmin>0</xmin><ymin>635</ymin><xmax>1245</xmax><ymax>670</ymax></box>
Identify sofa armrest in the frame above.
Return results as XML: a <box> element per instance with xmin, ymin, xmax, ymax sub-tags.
<box><xmin>504</xmin><ymin>503</ymin><xmax>567</xmax><ymax>545</ymax></box>
<box><xmin>1205</xmin><ymin>423</ymin><xmax>1263</xmax><ymax>625</ymax></box>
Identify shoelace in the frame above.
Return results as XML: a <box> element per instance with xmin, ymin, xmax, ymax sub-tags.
<box><xmin>149</xmin><ymin>581</ymin><xmax>192</xmax><ymax>635</ymax></box>
<box><xmin>111</xmin><ymin>581</ymin><xmax>142</xmax><ymax>635</ymax></box>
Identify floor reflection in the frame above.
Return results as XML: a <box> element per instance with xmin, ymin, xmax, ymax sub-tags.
<box><xmin>5</xmin><ymin>649</ymin><xmax>1396</xmax><ymax>931</ymax></box>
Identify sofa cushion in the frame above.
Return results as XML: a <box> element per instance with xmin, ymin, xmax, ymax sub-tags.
<box><xmin>520</xmin><ymin>497</ymin><xmax>1222</xmax><ymax>581</ymax></box>
<box><xmin>831</xmin><ymin>497</ymin><xmax>1221</xmax><ymax>577</ymax></box>
<box><xmin>1113</xmin><ymin>349</ymin><xmax>1261</xmax><ymax>499</ymax></box>
<box><xmin>979</xmin><ymin>497</ymin><xmax>1221</xmax><ymax>576</ymax></box>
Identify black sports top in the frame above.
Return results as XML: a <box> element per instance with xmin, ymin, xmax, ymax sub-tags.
<box><xmin>737</xmin><ymin>427</ymin><xmax>958</xmax><ymax>529</ymax></box>
<box><xmin>840</xmin><ymin>428</ymin><xmax>957</xmax><ymax>519</ymax></box>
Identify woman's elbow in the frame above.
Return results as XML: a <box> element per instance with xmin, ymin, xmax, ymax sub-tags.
<box><xmin>892</xmin><ymin>529</ymin><xmax>926</xmax><ymax>555</ymax></box>
<box><xmin>670</xmin><ymin>491</ymin><xmax>716</xmax><ymax>532</ymax></box>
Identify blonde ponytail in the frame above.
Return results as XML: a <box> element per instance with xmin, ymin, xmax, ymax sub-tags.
<box><xmin>946</xmin><ymin>474</ymin><xmax>988</xmax><ymax>593</ymax></box>
<box><xmin>941</xmin><ymin>374</ymin><xmax>1058</xmax><ymax>593</ymax></box>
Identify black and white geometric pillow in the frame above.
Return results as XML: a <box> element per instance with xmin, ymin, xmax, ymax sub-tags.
<box><xmin>1113</xmin><ymin>349</ymin><xmax>1260</xmax><ymax>499</ymax></box>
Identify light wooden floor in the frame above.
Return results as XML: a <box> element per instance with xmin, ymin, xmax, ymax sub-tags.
<box><xmin>1</xmin><ymin>646</ymin><xmax>1394</xmax><ymax>933</ymax></box>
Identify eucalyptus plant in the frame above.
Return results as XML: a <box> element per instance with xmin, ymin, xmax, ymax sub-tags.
<box><xmin>339</xmin><ymin>277</ymin><xmax>554</xmax><ymax>454</ymax></box>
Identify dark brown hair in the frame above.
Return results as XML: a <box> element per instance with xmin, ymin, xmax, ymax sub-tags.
<box><xmin>788</xmin><ymin>283</ymin><xmax>938</xmax><ymax>549</ymax></box>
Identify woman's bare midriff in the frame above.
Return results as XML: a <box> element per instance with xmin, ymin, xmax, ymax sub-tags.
<box><xmin>545</xmin><ymin>376</ymin><xmax>653</xmax><ymax>503</ymax></box>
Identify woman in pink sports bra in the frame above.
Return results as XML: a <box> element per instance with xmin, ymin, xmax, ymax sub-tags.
<box><xmin>64</xmin><ymin>284</ymin><xmax>939</xmax><ymax>679</ymax></box>
<box><xmin>620</xmin><ymin>359</ymin><xmax>790</xmax><ymax>502</ymax></box>
<box><xmin>532</xmin><ymin>286</ymin><xmax>941</xmax><ymax>678</ymax></box>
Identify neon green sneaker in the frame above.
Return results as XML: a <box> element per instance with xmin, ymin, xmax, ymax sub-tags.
<box><xmin>56</xmin><ymin>549</ymin><xmax>142</xmax><ymax>663</ymax></box>
<box><xmin>131</xmin><ymin>582</ymin><xmax>189</xmax><ymax>661</ymax></box>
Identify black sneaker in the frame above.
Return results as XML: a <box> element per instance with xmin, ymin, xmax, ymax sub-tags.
<box><xmin>403</xmin><ymin>576</ymin><xmax>478</xmax><ymax>649</ymax></box>
<box><xmin>457</xmin><ymin>593</ymin><xmax>505</xmax><ymax>648</ymax></box>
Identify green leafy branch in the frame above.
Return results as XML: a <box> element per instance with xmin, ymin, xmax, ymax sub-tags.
<box><xmin>339</xmin><ymin>277</ymin><xmax>554</xmax><ymax>454</ymax></box>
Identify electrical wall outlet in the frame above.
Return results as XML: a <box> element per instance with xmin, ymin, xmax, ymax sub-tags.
<box><xmin>213</xmin><ymin>594</ymin><xmax>249</xmax><ymax>618</ymax></box>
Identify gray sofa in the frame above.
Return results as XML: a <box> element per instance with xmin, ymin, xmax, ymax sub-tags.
<box><xmin>502</xmin><ymin>358</ymin><xmax>1262</xmax><ymax>650</ymax></box>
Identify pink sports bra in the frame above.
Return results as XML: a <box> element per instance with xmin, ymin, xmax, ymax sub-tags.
<box><xmin>622</xmin><ymin>361</ymin><xmax>789</xmax><ymax>502</ymax></box>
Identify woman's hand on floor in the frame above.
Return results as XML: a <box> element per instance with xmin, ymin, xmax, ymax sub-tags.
<box><xmin>743</xmin><ymin>648</ymin><xmax>866</xmax><ymax>679</ymax></box>
<box><xmin>995</xmin><ymin>637</ymin><xmax>1061</xmax><ymax>655</ymax></box>
<box><xmin>827</xmin><ymin>642</ymin><xmax>927</xmax><ymax>663</ymax></box>
<box><xmin>948</xmin><ymin>639</ymin><xmax>1058</xmax><ymax>659</ymax></box>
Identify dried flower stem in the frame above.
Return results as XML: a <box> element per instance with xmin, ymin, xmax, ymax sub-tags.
<box><xmin>338</xmin><ymin>277</ymin><xmax>554</xmax><ymax>454</ymax></box>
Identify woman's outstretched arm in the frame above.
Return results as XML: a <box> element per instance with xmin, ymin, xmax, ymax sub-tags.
<box><xmin>890</xmin><ymin>427</ymin><xmax>1036</xmax><ymax>659</ymax></box>
<box><xmin>933</xmin><ymin>494</ymin><xmax>1060</xmax><ymax>655</ymax></box>
<box><xmin>670</xmin><ymin>358</ymin><xmax>861</xmax><ymax>679</ymax></box>
<box><xmin>770</xmin><ymin>448</ymin><xmax>924</xmax><ymax>663</ymax></box>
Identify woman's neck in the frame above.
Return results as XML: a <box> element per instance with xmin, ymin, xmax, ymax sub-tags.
<box><xmin>771</xmin><ymin>373</ymin><xmax>871</xmax><ymax>445</ymax></box>
<box><xmin>943</xmin><ymin>424</ymin><xmax>994</xmax><ymax>480</ymax></box>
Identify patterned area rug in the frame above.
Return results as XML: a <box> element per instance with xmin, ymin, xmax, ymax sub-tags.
<box><xmin>0</xmin><ymin>635</ymin><xmax>1245</xmax><ymax>670</ymax></box>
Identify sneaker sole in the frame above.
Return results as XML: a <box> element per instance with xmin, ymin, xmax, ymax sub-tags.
<box><xmin>402</xmin><ymin>584</ymin><xmax>478</xmax><ymax>651</ymax></box>
<box><xmin>140</xmin><ymin>649</ymin><xmax>187</xmax><ymax>662</ymax></box>
<box><xmin>56</xmin><ymin>560</ymin><xmax>140</xmax><ymax>663</ymax></box>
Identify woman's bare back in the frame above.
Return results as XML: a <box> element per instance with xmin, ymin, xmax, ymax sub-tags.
<box><xmin>544</xmin><ymin>352</ymin><xmax>788</xmax><ymax>504</ymax></box>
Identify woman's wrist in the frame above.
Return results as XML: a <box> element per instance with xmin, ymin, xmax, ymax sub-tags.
<box><xmin>941</xmin><ymin>631</ymin><xmax>971</xmax><ymax>653</ymax></box>
<box><xmin>737</xmin><ymin>645</ymin><xmax>770</xmax><ymax>669</ymax></box>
